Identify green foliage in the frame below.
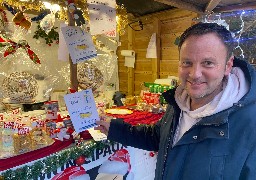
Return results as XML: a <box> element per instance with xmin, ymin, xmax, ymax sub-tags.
<box><xmin>1</xmin><ymin>140</ymin><xmax>113</xmax><ymax>180</ymax></box>
<box><xmin>33</xmin><ymin>22</ymin><xmax>59</xmax><ymax>45</ymax></box>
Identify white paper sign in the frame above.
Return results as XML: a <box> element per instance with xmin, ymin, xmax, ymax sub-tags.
<box><xmin>146</xmin><ymin>33</ymin><xmax>157</xmax><ymax>58</ymax></box>
<box><xmin>61</xmin><ymin>26</ymin><xmax>97</xmax><ymax>64</ymax></box>
<box><xmin>88</xmin><ymin>0</ymin><xmax>116</xmax><ymax>37</ymax></box>
<box><xmin>64</xmin><ymin>89</ymin><xmax>99</xmax><ymax>132</ymax></box>
<box><xmin>58</xmin><ymin>23</ymin><xmax>69</xmax><ymax>61</ymax></box>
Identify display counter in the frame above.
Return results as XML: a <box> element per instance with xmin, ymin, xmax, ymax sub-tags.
<box><xmin>0</xmin><ymin>108</ymin><xmax>164</xmax><ymax>180</ymax></box>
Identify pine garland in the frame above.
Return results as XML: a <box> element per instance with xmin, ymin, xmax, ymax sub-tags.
<box><xmin>33</xmin><ymin>22</ymin><xmax>59</xmax><ymax>46</ymax></box>
<box><xmin>1</xmin><ymin>140</ymin><xmax>114</xmax><ymax>180</ymax></box>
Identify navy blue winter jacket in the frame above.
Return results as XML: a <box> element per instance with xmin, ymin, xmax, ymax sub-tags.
<box><xmin>108</xmin><ymin>57</ymin><xmax>256</xmax><ymax>180</ymax></box>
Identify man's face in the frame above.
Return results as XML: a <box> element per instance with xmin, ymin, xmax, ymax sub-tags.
<box><xmin>179</xmin><ymin>33</ymin><xmax>233</xmax><ymax>102</ymax></box>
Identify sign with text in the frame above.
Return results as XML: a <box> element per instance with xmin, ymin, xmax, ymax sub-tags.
<box><xmin>64</xmin><ymin>89</ymin><xmax>99</xmax><ymax>132</ymax></box>
<box><xmin>88</xmin><ymin>0</ymin><xmax>116</xmax><ymax>37</ymax></box>
<box><xmin>61</xmin><ymin>26</ymin><xmax>97</xmax><ymax>64</ymax></box>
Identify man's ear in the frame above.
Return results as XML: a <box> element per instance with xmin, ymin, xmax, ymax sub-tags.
<box><xmin>225</xmin><ymin>56</ymin><xmax>234</xmax><ymax>75</ymax></box>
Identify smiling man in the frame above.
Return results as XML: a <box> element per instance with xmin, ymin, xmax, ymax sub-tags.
<box><xmin>96</xmin><ymin>23</ymin><xmax>256</xmax><ymax>180</ymax></box>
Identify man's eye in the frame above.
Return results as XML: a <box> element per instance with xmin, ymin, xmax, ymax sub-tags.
<box><xmin>203</xmin><ymin>61</ymin><xmax>214</xmax><ymax>67</ymax></box>
<box><xmin>181</xmin><ymin>61</ymin><xmax>192</xmax><ymax>67</ymax></box>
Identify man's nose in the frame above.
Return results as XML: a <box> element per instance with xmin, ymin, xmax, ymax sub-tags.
<box><xmin>189</xmin><ymin>65</ymin><xmax>202</xmax><ymax>78</ymax></box>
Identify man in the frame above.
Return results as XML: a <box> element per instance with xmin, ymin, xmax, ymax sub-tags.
<box><xmin>95</xmin><ymin>23</ymin><xmax>256</xmax><ymax>179</ymax></box>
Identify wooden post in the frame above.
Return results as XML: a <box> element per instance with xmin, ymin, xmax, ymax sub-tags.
<box><xmin>152</xmin><ymin>18</ymin><xmax>161</xmax><ymax>81</ymax></box>
<box><xmin>204</xmin><ymin>0</ymin><xmax>222</xmax><ymax>13</ymax></box>
<box><xmin>67</xmin><ymin>5</ymin><xmax>78</xmax><ymax>91</ymax></box>
<box><xmin>127</xmin><ymin>26</ymin><xmax>134</xmax><ymax>96</ymax></box>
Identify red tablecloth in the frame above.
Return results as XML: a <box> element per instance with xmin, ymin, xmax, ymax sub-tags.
<box><xmin>0</xmin><ymin>139</ymin><xmax>73</xmax><ymax>171</ymax></box>
<box><xmin>106</xmin><ymin>109</ymin><xmax>165</xmax><ymax>126</ymax></box>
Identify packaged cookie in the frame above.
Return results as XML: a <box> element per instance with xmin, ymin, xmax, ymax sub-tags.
<box><xmin>13</xmin><ymin>127</ymin><xmax>32</xmax><ymax>154</ymax></box>
<box><xmin>30</xmin><ymin>127</ymin><xmax>54</xmax><ymax>150</ymax></box>
<box><xmin>1</xmin><ymin>128</ymin><xmax>14</xmax><ymax>158</ymax></box>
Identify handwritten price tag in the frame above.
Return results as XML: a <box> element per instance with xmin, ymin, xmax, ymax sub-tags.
<box><xmin>64</xmin><ymin>89</ymin><xmax>99</xmax><ymax>133</ymax></box>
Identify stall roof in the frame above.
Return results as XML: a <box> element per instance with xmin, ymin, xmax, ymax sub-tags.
<box><xmin>155</xmin><ymin>0</ymin><xmax>256</xmax><ymax>13</ymax></box>
<box><xmin>118</xmin><ymin>0</ymin><xmax>256</xmax><ymax>17</ymax></box>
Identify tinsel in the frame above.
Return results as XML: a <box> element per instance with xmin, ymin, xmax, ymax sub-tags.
<box><xmin>0</xmin><ymin>1</ymin><xmax>128</xmax><ymax>36</ymax></box>
<box><xmin>116</xmin><ymin>4</ymin><xmax>129</xmax><ymax>36</ymax></box>
<box><xmin>0</xmin><ymin>0</ymin><xmax>43</xmax><ymax>12</ymax></box>
<box><xmin>1</xmin><ymin>140</ymin><xmax>114</xmax><ymax>180</ymax></box>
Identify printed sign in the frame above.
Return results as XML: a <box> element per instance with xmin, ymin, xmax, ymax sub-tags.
<box><xmin>61</xmin><ymin>26</ymin><xmax>97</xmax><ymax>64</ymax></box>
<box><xmin>64</xmin><ymin>89</ymin><xmax>99</xmax><ymax>132</ymax></box>
<box><xmin>36</xmin><ymin>143</ymin><xmax>129</xmax><ymax>180</ymax></box>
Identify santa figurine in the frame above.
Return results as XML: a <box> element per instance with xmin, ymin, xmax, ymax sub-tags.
<box><xmin>96</xmin><ymin>149</ymin><xmax>134</xmax><ymax>180</ymax></box>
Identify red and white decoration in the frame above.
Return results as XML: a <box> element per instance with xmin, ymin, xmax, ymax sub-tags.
<box><xmin>97</xmin><ymin>148</ymin><xmax>134</xmax><ymax>180</ymax></box>
<box><xmin>52</xmin><ymin>166</ymin><xmax>90</xmax><ymax>180</ymax></box>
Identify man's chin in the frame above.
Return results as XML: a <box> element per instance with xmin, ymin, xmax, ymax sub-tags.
<box><xmin>188</xmin><ymin>92</ymin><xmax>206</xmax><ymax>99</ymax></box>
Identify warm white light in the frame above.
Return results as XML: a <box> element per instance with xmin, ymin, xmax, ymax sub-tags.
<box><xmin>43</xmin><ymin>2</ymin><xmax>51</xmax><ymax>9</ymax></box>
<box><xmin>43</xmin><ymin>2</ymin><xmax>60</xmax><ymax>12</ymax></box>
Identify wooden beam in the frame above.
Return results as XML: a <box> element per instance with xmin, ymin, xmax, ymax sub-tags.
<box><xmin>204</xmin><ymin>0</ymin><xmax>222</xmax><ymax>13</ymax></box>
<box><xmin>154</xmin><ymin>0</ymin><xmax>203</xmax><ymax>13</ymax></box>
<box><xmin>214</xmin><ymin>2</ymin><xmax>256</xmax><ymax>13</ymax></box>
<box><xmin>67</xmin><ymin>5</ymin><xmax>78</xmax><ymax>91</ymax></box>
<box><xmin>127</xmin><ymin>26</ymin><xmax>134</xmax><ymax>96</ymax></box>
<box><xmin>151</xmin><ymin>18</ymin><xmax>161</xmax><ymax>81</ymax></box>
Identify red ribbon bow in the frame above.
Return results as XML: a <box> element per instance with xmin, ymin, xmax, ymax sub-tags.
<box><xmin>0</xmin><ymin>36</ymin><xmax>41</xmax><ymax>64</ymax></box>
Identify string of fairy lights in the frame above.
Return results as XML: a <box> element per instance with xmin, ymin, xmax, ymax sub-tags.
<box><xmin>195</xmin><ymin>10</ymin><xmax>256</xmax><ymax>62</ymax></box>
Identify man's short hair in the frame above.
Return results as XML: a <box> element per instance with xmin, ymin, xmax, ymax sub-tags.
<box><xmin>178</xmin><ymin>23</ymin><xmax>234</xmax><ymax>59</ymax></box>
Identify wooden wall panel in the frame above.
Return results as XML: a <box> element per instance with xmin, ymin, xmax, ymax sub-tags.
<box><xmin>117</xmin><ymin>9</ymin><xmax>197</xmax><ymax>95</ymax></box>
<box><xmin>160</xmin><ymin>60</ymin><xmax>179</xmax><ymax>74</ymax></box>
<box><xmin>161</xmin><ymin>47</ymin><xmax>179</xmax><ymax>60</ymax></box>
<box><xmin>134</xmin><ymin>61</ymin><xmax>152</xmax><ymax>72</ymax></box>
<box><xmin>161</xmin><ymin>32</ymin><xmax>183</xmax><ymax>47</ymax></box>
<box><xmin>161</xmin><ymin>17</ymin><xmax>194</xmax><ymax>33</ymax></box>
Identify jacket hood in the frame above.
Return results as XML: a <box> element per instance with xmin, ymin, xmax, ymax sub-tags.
<box><xmin>163</xmin><ymin>57</ymin><xmax>256</xmax><ymax>108</ymax></box>
<box><xmin>232</xmin><ymin>57</ymin><xmax>256</xmax><ymax>106</ymax></box>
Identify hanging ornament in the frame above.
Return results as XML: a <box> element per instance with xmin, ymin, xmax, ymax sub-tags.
<box><xmin>75</xmin><ymin>155</ymin><xmax>86</xmax><ymax>166</ymax></box>
<box><xmin>67</xmin><ymin>1</ymin><xmax>86</xmax><ymax>26</ymax></box>
<box><xmin>40</xmin><ymin>13</ymin><xmax>55</xmax><ymax>34</ymax></box>
<box><xmin>12</xmin><ymin>11</ymin><xmax>31</xmax><ymax>30</ymax></box>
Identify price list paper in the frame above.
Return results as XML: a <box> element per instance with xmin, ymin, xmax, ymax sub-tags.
<box><xmin>64</xmin><ymin>89</ymin><xmax>99</xmax><ymax>133</ymax></box>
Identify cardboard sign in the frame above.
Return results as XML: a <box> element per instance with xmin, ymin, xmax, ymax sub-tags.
<box><xmin>64</xmin><ymin>89</ymin><xmax>99</xmax><ymax>132</ymax></box>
